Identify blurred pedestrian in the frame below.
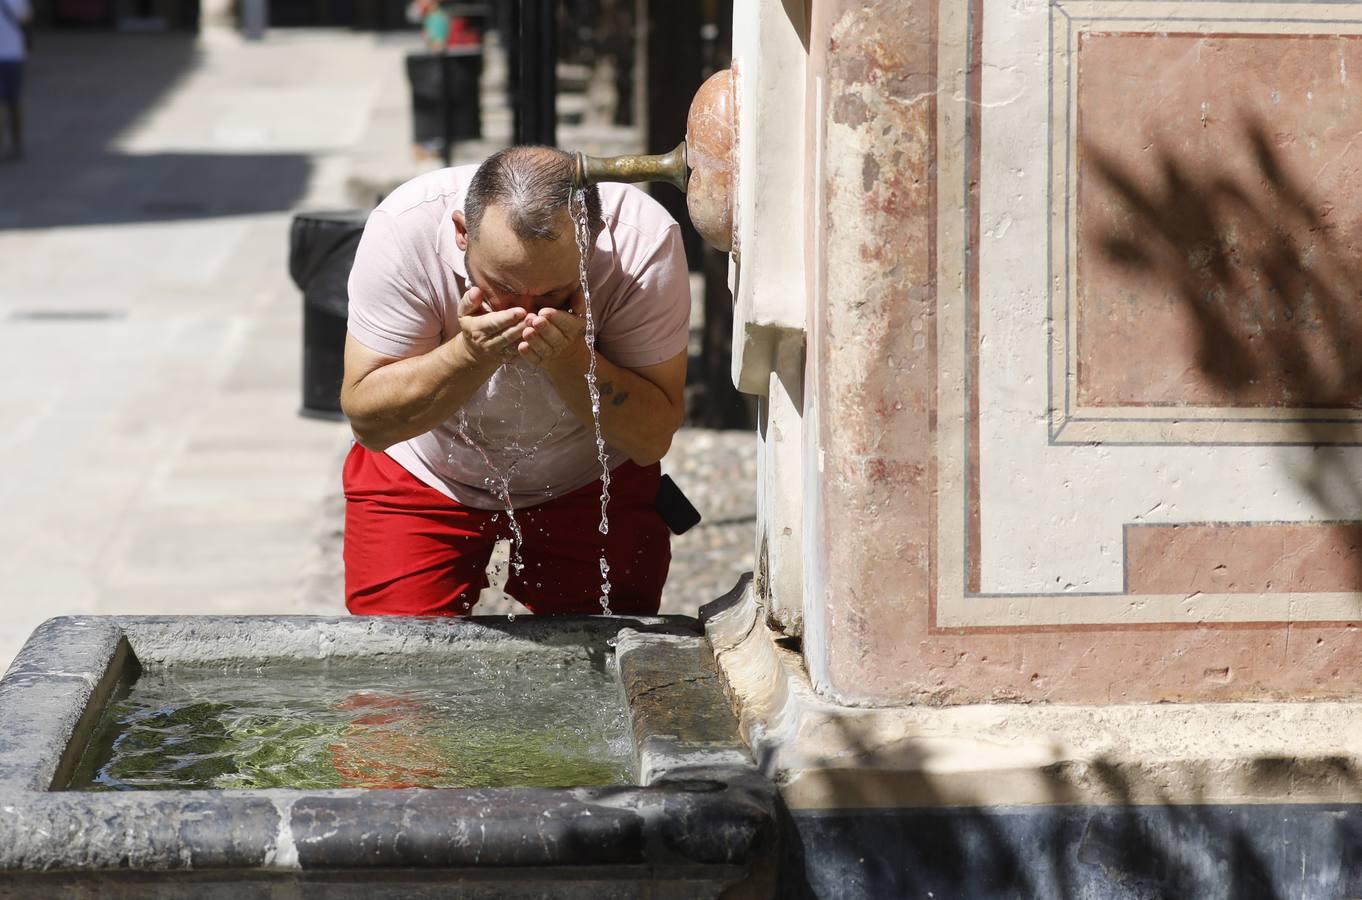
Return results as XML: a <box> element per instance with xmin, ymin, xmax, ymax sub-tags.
<box><xmin>408</xmin><ymin>0</ymin><xmax>479</xmax><ymax>52</ymax></box>
<box><xmin>0</xmin><ymin>0</ymin><xmax>28</xmax><ymax>161</ymax></box>
<box><xmin>411</xmin><ymin>0</ymin><xmax>449</xmax><ymax>51</ymax></box>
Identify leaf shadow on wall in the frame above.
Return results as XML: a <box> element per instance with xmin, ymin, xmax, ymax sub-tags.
<box><xmin>1085</xmin><ymin>114</ymin><xmax>1362</xmax><ymax>566</ymax></box>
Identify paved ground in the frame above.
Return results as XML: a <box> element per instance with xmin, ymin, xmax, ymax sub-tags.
<box><xmin>0</xmin><ymin>26</ymin><xmax>753</xmax><ymax>671</ymax></box>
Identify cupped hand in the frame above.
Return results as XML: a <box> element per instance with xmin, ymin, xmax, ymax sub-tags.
<box><xmin>457</xmin><ymin>286</ymin><xmax>528</xmax><ymax>366</ymax></box>
<box><xmin>517</xmin><ymin>291</ymin><xmax>590</xmax><ymax>370</ymax></box>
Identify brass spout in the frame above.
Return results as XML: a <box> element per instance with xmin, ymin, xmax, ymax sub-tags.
<box><xmin>572</xmin><ymin>142</ymin><xmax>689</xmax><ymax>193</ymax></box>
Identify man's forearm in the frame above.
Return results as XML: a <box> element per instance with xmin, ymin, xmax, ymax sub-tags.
<box><xmin>342</xmin><ymin>335</ymin><xmax>500</xmax><ymax>451</ymax></box>
<box><xmin>544</xmin><ymin>353</ymin><xmax>683</xmax><ymax>466</ymax></box>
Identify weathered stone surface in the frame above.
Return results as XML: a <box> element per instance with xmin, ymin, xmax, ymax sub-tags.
<box><xmin>115</xmin><ymin>613</ymin><xmax>694</xmax><ymax>668</ymax></box>
<box><xmin>616</xmin><ymin>628</ymin><xmax>758</xmax><ymax>784</ymax></box>
<box><xmin>0</xmin><ymin>793</ymin><xmax>282</xmax><ymax>871</ymax></box>
<box><xmin>802</xmin><ymin>0</ymin><xmax>937</xmax><ymax>704</ymax></box>
<box><xmin>787</xmin><ymin>802</ymin><xmax>1362</xmax><ymax>900</ymax></box>
<box><xmin>0</xmin><ymin>870</ymin><xmax>736</xmax><ymax>899</ymax></box>
<box><xmin>288</xmin><ymin>791</ymin><xmax>645</xmax><ymax>868</ymax></box>
<box><xmin>617</xmin><ymin>632</ymin><xmax>745</xmax><ymax>745</ymax></box>
<box><xmin>0</xmin><ymin>618</ymin><xmax>124</xmax><ymax>792</ymax></box>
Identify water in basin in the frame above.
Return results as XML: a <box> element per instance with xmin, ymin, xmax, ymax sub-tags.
<box><xmin>65</xmin><ymin>653</ymin><xmax>633</xmax><ymax>791</ymax></box>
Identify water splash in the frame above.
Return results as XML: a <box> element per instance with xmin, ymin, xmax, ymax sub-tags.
<box><xmin>571</xmin><ymin>188</ymin><xmax>613</xmax><ymax>614</ymax></box>
<box><xmin>451</xmin><ymin>401</ymin><xmax>561</xmax><ymax>597</ymax></box>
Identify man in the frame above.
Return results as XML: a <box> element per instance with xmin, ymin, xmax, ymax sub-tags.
<box><xmin>341</xmin><ymin>146</ymin><xmax>690</xmax><ymax>617</ymax></box>
<box><xmin>0</xmin><ymin>0</ymin><xmax>29</xmax><ymax>162</ymax></box>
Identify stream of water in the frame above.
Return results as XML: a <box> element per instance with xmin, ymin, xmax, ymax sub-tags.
<box><xmin>571</xmin><ymin>187</ymin><xmax>613</xmax><ymax>615</ymax></box>
<box><xmin>447</xmin><ymin>190</ymin><xmax>614</xmax><ymax>616</ymax></box>
<box><xmin>452</xmin><ymin>390</ymin><xmax>564</xmax><ymax>619</ymax></box>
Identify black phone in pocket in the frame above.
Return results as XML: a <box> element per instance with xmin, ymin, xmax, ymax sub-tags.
<box><xmin>655</xmin><ymin>474</ymin><xmax>702</xmax><ymax>535</ymax></box>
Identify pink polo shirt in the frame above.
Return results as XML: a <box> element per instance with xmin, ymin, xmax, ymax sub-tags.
<box><xmin>346</xmin><ymin>166</ymin><xmax>691</xmax><ymax>510</ymax></box>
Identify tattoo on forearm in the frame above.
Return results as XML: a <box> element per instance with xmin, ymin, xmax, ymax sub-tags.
<box><xmin>612</xmin><ymin>392</ymin><xmax>629</xmax><ymax>407</ymax></box>
<box><xmin>598</xmin><ymin>381</ymin><xmax>614</xmax><ymax>397</ymax></box>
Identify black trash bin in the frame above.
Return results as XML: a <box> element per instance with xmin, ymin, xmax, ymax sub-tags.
<box><xmin>289</xmin><ymin>210</ymin><xmax>370</xmax><ymax>421</ymax></box>
<box><xmin>406</xmin><ymin>48</ymin><xmax>484</xmax><ymax>160</ymax></box>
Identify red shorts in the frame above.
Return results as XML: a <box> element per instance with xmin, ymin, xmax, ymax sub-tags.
<box><xmin>342</xmin><ymin>444</ymin><xmax>671</xmax><ymax>616</ymax></box>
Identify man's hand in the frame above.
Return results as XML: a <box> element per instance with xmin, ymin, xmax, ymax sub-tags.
<box><xmin>516</xmin><ymin>291</ymin><xmax>591</xmax><ymax>373</ymax></box>
<box><xmin>457</xmin><ymin>286</ymin><xmax>530</xmax><ymax>367</ymax></box>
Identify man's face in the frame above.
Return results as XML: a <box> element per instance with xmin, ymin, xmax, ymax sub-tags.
<box><xmin>463</xmin><ymin>205</ymin><xmax>583</xmax><ymax>314</ymax></box>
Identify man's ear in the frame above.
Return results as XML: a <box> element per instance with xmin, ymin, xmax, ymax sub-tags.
<box><xmin>452</xmin><ymin>209</ymin><xmax>469</xmax><ymax>251</ymax></box>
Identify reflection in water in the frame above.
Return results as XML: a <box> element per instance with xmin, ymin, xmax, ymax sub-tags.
<box><xmin>67</xmin><ymin>657</ymin><xmax>633</xmax><ymax>791</ymax></box>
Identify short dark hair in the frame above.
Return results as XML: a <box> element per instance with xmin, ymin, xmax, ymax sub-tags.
<box><xmin>464</xmin><ymin>146</ymin><xmax>603</xmax><ymax>242</ymax></box>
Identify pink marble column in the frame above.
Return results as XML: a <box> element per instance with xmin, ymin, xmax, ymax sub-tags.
<box><xmin>802</xmin><ymin>0</ymin><xmax>941</xmax><ymax>703</ymax></box>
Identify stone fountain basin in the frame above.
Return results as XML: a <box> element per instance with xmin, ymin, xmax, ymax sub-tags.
<box><xmin>0</xmin><ymin>615</ymin><xmax>774</xmax><ymax>898</ymax></box>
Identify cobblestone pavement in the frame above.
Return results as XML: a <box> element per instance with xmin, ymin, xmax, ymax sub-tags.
<box><xmin>658</xmin><ymin>429</ymin><xmax>757</xmax><ymax>615</ymax></box>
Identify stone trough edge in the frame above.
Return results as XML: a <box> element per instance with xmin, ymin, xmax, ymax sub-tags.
<box><xmin>0</xmin><ymin>614</ymin><xmax>777</xmax><ymax>879</ymax></box>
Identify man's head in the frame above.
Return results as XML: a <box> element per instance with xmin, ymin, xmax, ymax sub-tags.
<box><xmin>453</xmin><ymin>146</ymin><xmax>604</xmax><ymax>313</ymax></box>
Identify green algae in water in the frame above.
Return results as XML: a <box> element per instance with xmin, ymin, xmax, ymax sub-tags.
<box><xmin>66</xmin><ymin>655</ymin><xmax>633</xmax><ymax>791</ymax></box>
